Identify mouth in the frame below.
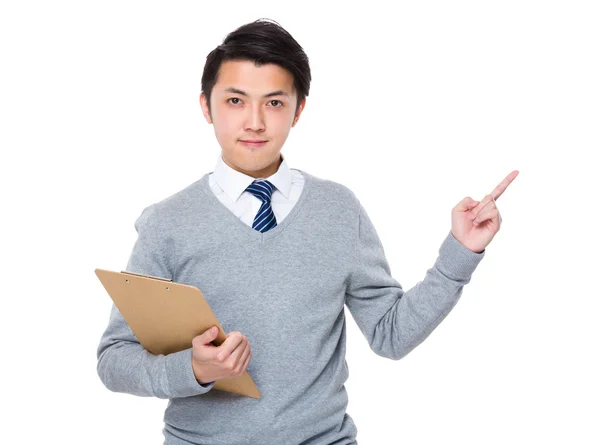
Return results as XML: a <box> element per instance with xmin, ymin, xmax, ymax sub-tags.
<box><xmin>239</xmin><ymin>140</ymin><xmax>268</xmax><ymax>148</ymax></box>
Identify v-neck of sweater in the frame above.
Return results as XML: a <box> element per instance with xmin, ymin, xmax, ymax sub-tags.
<box><xmin>199</xmin><ymin>168</ymin><xmax>314</xmax><ymax>243</ymax></box>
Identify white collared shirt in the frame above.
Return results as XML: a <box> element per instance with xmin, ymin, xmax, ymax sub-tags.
<box><xmin>208</xmin><ymin>153</ymin><xmax>305</xmax><ymax>227</ymax></box>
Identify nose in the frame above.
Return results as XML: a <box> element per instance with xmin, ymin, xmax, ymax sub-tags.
<box><xmin>244</xmin><ymin>103</ymin><xmax>266</xmax><ymax>133</ymax></box>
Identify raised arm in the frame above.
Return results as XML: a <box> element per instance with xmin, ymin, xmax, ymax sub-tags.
<box><xmin>344</xmin><ymin>201</ymin><xmax>485</xmax><ymax>361</ymax></box>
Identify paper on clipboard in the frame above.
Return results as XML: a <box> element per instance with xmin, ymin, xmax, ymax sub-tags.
<box><xmin>95</xmin><ymin>268</ymin><xmax>261</xmax><ymax>399</ymax></box>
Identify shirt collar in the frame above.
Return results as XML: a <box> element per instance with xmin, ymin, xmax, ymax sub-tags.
<box><xmin>212</xmin><ymin>152</ymin><xmax>293</xmax><ymax>202</ymax></box>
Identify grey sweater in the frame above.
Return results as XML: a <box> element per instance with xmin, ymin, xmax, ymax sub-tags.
<box><xmin>96</xmin><ymin>169</ymin><xmax>485</xmax><ymax>445</ymax></box>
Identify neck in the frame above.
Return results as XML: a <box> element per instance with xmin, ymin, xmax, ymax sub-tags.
<box><xmin>223</xmin><ymin>154</ymin><xmax>283</xmax><ymax>179</ymax></box>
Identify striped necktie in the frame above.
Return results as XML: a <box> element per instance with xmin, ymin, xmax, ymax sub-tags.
<box><xmin>245</xmin><ymin>179</ymin><xmax>278</xmax><ymax>232</ymax></box>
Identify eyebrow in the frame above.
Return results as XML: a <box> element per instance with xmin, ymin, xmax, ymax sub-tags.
<box><xmin>224</xmin><ymin>87</ymin><xmax>290</xmax><ymax>98</ymax></box>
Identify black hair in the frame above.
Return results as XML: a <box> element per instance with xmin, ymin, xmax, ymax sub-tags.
<box><xmin>201</xmin><ymin>18</ymin><xmax>311</xmax><ymax>117</ymax></box>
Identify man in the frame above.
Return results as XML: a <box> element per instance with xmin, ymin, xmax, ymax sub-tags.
<box><xmin>96</xmin><ymin>18</ymin><xmax>518</xmax><ymax>445</ymax></box>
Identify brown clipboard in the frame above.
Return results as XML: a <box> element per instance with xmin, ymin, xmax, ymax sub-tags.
<box><xmin>95</xmin><ymin>268</ymin><xmax>261</xmax><ymax>399</ymax></box>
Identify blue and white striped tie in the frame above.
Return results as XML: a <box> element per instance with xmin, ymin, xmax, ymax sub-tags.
<box><xmin>245</xmin><ymin>179</ymin><xmax>278</xmax><ymax>232</ymax></box>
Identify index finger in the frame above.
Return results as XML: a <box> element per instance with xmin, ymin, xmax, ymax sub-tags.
<box><xmin>490</xmin><ymin>170</ymin><xmax>519</xmax><ymax>201</ymax></box>
<box><xmin>217</xmin><ymin>332</ymin><xmax>247</xmax><ymax>360</ymax></box>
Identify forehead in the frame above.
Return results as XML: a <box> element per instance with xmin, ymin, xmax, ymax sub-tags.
<box><xmin>214</xmin><ymin>60</ymin><xmax>295</xmax><ymax>95</ymax></box>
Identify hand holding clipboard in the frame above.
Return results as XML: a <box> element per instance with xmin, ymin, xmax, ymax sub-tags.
<box><xmin>95</xmin><ymin>268</ymin><xmax>261</xmax><ymax>399</ymax></box>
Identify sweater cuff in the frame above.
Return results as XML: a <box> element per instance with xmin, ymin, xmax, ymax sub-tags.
<box><xmin>436</xmin><ymin>230</ymin><xmax>485</xmax><ymax>281</ymax></box>
<box><xmin>165</xmin><ymin>348</ymin><xmax>215</xmax><ymax>398</ymax></box>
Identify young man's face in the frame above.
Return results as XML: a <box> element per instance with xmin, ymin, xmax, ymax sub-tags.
<box><xmin>200</xmin><ymin>60</ymin><xmax>305</xmax><ymax>179</ymax></box>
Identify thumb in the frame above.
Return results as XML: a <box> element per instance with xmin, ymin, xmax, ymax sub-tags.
<box><xmin>203</xmin><ymin>326</ymin><xmax>218</xmax><ymax>342</ymax></box>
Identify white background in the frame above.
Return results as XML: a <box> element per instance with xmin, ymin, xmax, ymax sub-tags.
<box><xmin>1</xmin><ymin>1</ymin><xmax>598</xmax><ymax>444</ymax></box>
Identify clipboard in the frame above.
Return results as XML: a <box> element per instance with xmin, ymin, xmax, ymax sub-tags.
<box><xmin>95</xmin><ymin>268</ymin><xmax>261</xmax><ymax>399</ymax></box>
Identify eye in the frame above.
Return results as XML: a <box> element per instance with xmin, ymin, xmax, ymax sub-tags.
<box><xmin>227</xmin><ymin>98</ymin><xmax>283</xmax><ymax>107</ymax></box>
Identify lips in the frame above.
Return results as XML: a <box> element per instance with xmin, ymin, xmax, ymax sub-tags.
<box><xmin>240</xmin><ymin>140</ymin><xmax>268</xmax><ymax>148</ymax></box>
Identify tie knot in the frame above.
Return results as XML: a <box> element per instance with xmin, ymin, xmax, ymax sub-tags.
<box><xmin>245</xmin><ymin>179</ymin><xmax>275</xmax><ymax>203</ymax></box>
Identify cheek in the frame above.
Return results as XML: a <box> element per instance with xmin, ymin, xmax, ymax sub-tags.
<box><xmin>213</xmin><ymin>114</ymin><xmax>238</xmax><ymax>137</ymax></box>
<box><xmin>270</xmin><ymin>112</ymin><xmax>294</xmax><ymax>134</ymax></box>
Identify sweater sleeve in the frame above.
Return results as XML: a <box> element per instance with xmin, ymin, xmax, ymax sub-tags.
<box><xmin>344</xmin><ymin>201</ymin><xmax>485</xmax><ymax>361</ymax></box>
<box><xmin>96</xmin><ymin>204</ymin><xmax>215</xmax><ymax>398</ymax></box>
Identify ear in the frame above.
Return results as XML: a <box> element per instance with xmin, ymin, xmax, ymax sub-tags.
<box><xmin>291</xmin><ymin>98</ymin><xmax>306</xmax><ymax>127</ymax></box>
<box><xmin>199</xmin><ymin>93</ymin><xmax>213</xmax><ymax>124</ymax></box>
